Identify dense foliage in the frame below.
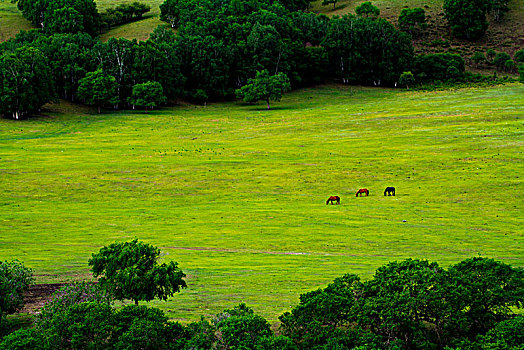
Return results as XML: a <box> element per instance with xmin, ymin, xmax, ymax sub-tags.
<box><xmin>0</xmin><ymin>0</ymin><xmax>420</xmax><ymax>118</ymax></box>
<box><xmin>0</xmin><ymin>46</ymin><xmax>56</xmax><ymax>119</ymax></box>
<box><xmin>0</xmin><ymin>0</ymin><xmax>520</xmax><ymax>118</ymax></box>
<box><xmin>443</xmin><ymin>0</ymin><xmax>510</xmax><ymax>40</ymax></box>
<box><xmin>1</xmin><ymin>257</ymin><xmax>522</xmax><ymax>349</ymax></box>
<box><xmin>88</xmin><ymin>239</ymin><xmax>187</xmax><ymax>305</ymax></box>
<box><xmin>14</xmin><ymin>0</ymin><xmax>100</xmax><ymax>36</ymax></box>
<box><xmin>236</xmin><ymin>70</ymin><xmax>291</xmax><ymax>109</ymax></box>
<box><xmin>280</xmin><ymin>257</ymin><xmax>524</xmax><ymax>350</ymax></box>
<box><xmin>414</xmin><ymin>53</ymin><xmax>465</xmax><ymax>82</ymax></box>
<box><xmin>323</xmin><ymin>15</ymin><xmax>413</xmax><ymax>85</ymax></box>
<box><xmin>101</xmin><ymin>2</ymin><xmax>151</xmax><ymax>30</ymax></box>
<box><xmin>0</xmin><ymin>261</ymin><xmax>33</xmax><ymax>330</ymax></box>
<box><xmin>398</xmin><ymin>8</ymin><xmax>427</xmax><ymax>36</ymax></box>
<box><xmin>35</xmin><ymin>282</ymin><xmax>112</xmax><ymax>330</ymax></box>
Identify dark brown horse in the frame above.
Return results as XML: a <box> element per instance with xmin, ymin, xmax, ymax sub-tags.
<box><xmin>326</xmin><ymin>196</ymin><xmax>340</xmax><ymax>205</ymax></box>
<box><xmin>356</xmin><ymin>189</ymin><xmax>369</xmax><ymax>197</ymax></box>
<box><xmin>384</xmin><ymin>187</ymin><xmax>396</xmax><ymax>196</ymax></box>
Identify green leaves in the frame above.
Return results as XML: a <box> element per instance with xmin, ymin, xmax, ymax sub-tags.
<box><xmin>443</xmin><ymin>0</ymin><xmax>491</xmax><ymax>40</ymax></box>
<box><xmin>281</xmin><ymin>257</ymin><xmax>524</xmax><ymax>349</ymax></box>
<box><xmin>88</xmin><ymin>239</ymin><xmax>186</xmax><ymax>305</ymax></box>
<box><xmin>323</xmin><ymin>15</ymin><xmax>413</xmax><ymax>86</ymax></box>
<box><xmin>0</xmin><ymin>260</ymin><xmax>34</xmax><ymax>325</ymax></box>
<box><xmin>236</xmin><ymin>70</ymin><xmax>291</xmax><ymax>109</ymax></box>
<box><xmin>128</xmin><ymin>81</ymin><xmax>166</xmax><ymax>113</ymax></box>
<box><xmin>16</xmin><ymin>0</ymin><xmax>100</xmax><ymax>36</ymax></box>
<box><xmin>398</xmin><ymin>8</ymin><xmax>427</xmax><ymax>35</ymax></box>
<box><xmin>0</xmin><ymin>46</ymin><xmax>56</xmax><ymax>119</ymax></box>
<box><xmin>355</xmin><ymin>2</ymin><xmax>380</xmax><ymax>19</ymax></box>
<box><xmin>77</xmin><ymin>68</ymin><xmax>118</xmax><ymax>113</ymax></box>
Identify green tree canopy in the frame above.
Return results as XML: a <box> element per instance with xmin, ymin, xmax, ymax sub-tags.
<box><xmin>77</xmin><ymin>68</ymin><xmax>118</xmax><ymax>113</ymax></box>
<box><xmin>323</xmin><ymin>15</ymin><xmax>413</xmax><ymax>86</ymax></box>
<box><xmin>515</xmin><ymin>50</ymin><xmax>524</xmax><ymax>64</ymax></box>
<box><xmin>128</xmin><ymin>81</ymin><xmax>166</xmax><ymax>113</ymax></box>
<box><xmin>398</xmin><ymin>8</ymin><xmax>427</xmax><ymax>35</ymax></box>
<box><xmin>355</xmin><ymin>2</ymin><xmax>380</xmax><ymax>19</ymax></box>
<box><xmin>280</xmin><ymin>257</ymin><xmax>524</xmax><ymax>349</ymax></box>
<box><xmin>399</xmin><ymin>71</ymin><xmax>415</xmax><ymax>89</ymax></box>
<box><xmin>443</xmin><ymin>0</ymin><xmax>491</xmax><ymax>40</ymax></box>
<box><xmin>236</xmin><ymin>70</ymin><xmax>291</xmax><ymax>110</ymax></box>
<box><xmin>0</xmin><ymin>46</ymin><xmax>56</xmax><ymax>119</ymax></box>
<box><xmin>88</xmin><ymin>239</ymin><xmax>187</xmax><ymax>305</ymax></box>
<box><xmin>14</xmin><ymin>0</ymin><xmax>100</xmax><ymax>36</ymax></box>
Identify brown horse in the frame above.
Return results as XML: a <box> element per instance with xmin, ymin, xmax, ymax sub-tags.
<box><xmin>326</xmin><ymin>196</ymin><xmax>340</xmax><ymax>205</ymax></box>
<box><xmin>356</xmin><ymin>189</ymin><xmax>369</xmax><ymax>197</ymax></box>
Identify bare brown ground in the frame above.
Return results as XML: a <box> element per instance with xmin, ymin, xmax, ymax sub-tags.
<box><xmin>21</xmin><ymin>284</ymin><xmax>66</xmax><ymax>314</ymax></box>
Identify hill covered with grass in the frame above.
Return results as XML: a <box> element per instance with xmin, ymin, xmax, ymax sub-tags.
<box><xmin>1</xmin><ymin>84</ymin><xmax>522</xmax><ymax>321</ymax></box>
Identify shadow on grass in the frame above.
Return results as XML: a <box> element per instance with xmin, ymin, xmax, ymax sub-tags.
<box><xmin>239</xmin><ymin>104</ymin><xmax>295</xmax><ymax>112</ymax></box>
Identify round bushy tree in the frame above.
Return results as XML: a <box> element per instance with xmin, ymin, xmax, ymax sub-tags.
<box><xmin>236</xmin><ymin>70</ymin><xmax>291</xmax><ymax>110</ymax></box>
<box><xmin>443</xmin><ymin>0</ymin><xmax>490</xmax><ymax>40</ymax></box>
<box><xmin>398</xmin><ymin>8</ymin><xmax>427</xmax><ymax>35</ymax></box>
<box><xmin>128</xmin><ymin>81</ymin><xmax>166</xmax><ymax>113</ymax></box>
<box><xmin>77</xmin><ymin>68</ymin><xmax>119</xmax><ymax>114</ymax></box>
<box><xmin>89</xmin><ymin>239</ymin><xmax>187</xmax><ymax>305</ymax></box>
<box><xmin>355</xmin><ymin>1</ymin><xmax>380</xmax><ymax>19</ymax></box>
<box><xmin>399</xmin><ymin>71</ymin><xmax>415</xmax><ymax>89</ymax></box>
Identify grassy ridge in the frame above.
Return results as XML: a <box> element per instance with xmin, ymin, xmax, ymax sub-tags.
<box><xmin>1</xmin><ymin>84</ymin><xmax>523</xmax><ymax>321</ymax></box>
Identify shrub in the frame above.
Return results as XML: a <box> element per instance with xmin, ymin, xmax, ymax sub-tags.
<box><xmin>399</xmin><ymin>71</ymin><xmax>416</xmax><ymax>89</ymax></box>
<box><xmin>471</xmin><ymin>51</ymin><xmax>486</xmax><ymax>65</ymax></box>
<box><xmin>493</xmin><ymin>52</ymin><xmax>511</xmax><ymax>68</ymax></box>
<box><xmin>355</xmin><ymin>2</ymin><xmax>380</xmax><ymax>18</ymax></box>
<box><xmin>35</xmin><ymin>282</ymin><xmax>111</xmax><ymax>329</ymax></box>
<box><xmin>504</xmin><ymin>59</ymin><xmax>515</xmax><ymax>72</ymax></box>
<box><xmin>515</xmin><ymin>49</ymin><xmax>524</xmax><ymax>63</ymax></box>
<box><xmin>476</xmin><ymin>316</ymin><xmax>524</xmax><ymax>349</ymax></box>
<box><xmin>398</xmin><ymin>8</ymin><xmax>427</xmax><ymax>35</ymax></box>
<box><xmin>414</xmin><ymin>53</ymin><xmax>465</xmax><ymax>82</ymax></box>
<box><xmin>486</xmin><ymin>48</ymin><xmax>496</xmax><ymax>63</ymax></box>
<box><xmin>0</xmin><ymin>328</ymin><xmax>47</xmax><ymax>350</ymax></box>
<box><xmin>0</xmin><ymin>260</ymin><xmax>33</xmax><ymax>330</ymax></box>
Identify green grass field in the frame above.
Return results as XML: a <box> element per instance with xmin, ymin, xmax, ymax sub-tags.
<box><xmin>1</xmin><ymin>84</ymin><xmax>523</xmax><ymax>322</ymax></box>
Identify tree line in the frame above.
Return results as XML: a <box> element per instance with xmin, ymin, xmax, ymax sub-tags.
<box><xmin>1</xmin><ymin>240</ymin><xmax>523</xmax><ymax>349</ymax></box>
<box><xmin>1</xmin><ymin>0</ymin><xmax>523</xmax><ymax>119</ymax></box>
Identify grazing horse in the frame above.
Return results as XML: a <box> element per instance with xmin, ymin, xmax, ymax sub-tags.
<box><xmin>326</xmin><ymin>196</ymin><xmax>340</xmax><ymax>205</ymax></box>
<box><xmin>384</xmin><ymin>187</ymin><xmax>396</xmax><ymax>196</ymax></box>
<box><xmin>356</xmin><ymin>189</ymin><xmax>369</xmax><ymax>197</ymax></box>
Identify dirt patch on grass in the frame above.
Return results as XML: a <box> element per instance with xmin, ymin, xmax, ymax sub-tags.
<box><xmin>21</xmin><ymin>283</ymin><xmax>66</xmax><ymax>314</ymax></box>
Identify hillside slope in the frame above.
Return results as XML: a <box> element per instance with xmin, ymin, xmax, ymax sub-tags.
<box><xmin>312</xmin><ymin>0</ymin><xmax>523</xmax><ymax>68</ymax></box>
<box><xmin>0</xmin><ymin>0</ymin><xmax>522</xmax><ymax>75</ymax></box>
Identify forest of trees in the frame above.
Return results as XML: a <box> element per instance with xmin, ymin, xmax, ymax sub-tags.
<box><xmin>1</xmin><ymin>243</ymin><xmax>523</xmax><ymax>350</ymax></box>
<box><xmin>1</xmin><ymin>0</ymin><xmax>522</xmax><ymax>119</ymax></box>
